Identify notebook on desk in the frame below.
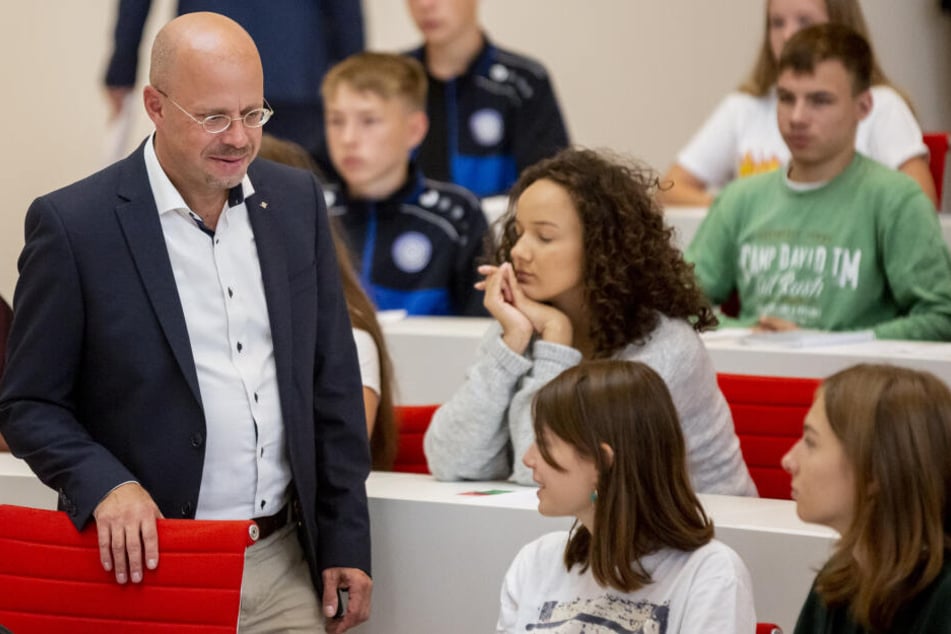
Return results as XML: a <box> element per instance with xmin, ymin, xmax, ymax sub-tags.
<box><xmin>741</xmin><ymin>329</ymin><xmax>875</xmax><ymax>349</ymax></box>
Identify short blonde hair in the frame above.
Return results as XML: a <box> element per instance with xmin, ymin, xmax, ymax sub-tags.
<box><xmin>322</xmin><ymin>52</ymin><xmax>427</xmax><ymax>111</ymax></box>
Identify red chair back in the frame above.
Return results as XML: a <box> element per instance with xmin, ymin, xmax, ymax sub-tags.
<box><xmin>924</xmin><ymin>132</ymin><xmax>949</xmax><ymax>207</ymax></box>
<box><xmin>392</xmin><ymin>405</ymin><xmax>438</xmax><ymax>474</ymax></box>
<box><xmin>0</xmin><ymin>505</ymin><xmax>255</xmax><ymax>633</ymax></box>
<box><xmin>757</xmin><ymin>623</ymin><xmax>784</xmax><ymax>634</ymax></box>
<box><xmin>718</xmin><ymin>373</ymin><xmax>821</xmax><ymax>500</ymax></box>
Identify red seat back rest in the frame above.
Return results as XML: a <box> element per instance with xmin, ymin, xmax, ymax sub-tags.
<box><xmin>390</xmin><ymin>374</ymin><xmax>820</xmax><ymax>500</ymax></box>
<box><xmin>392</xmin><ymin>405</ymin><xmax>439</xmax><ymax>474</ymax></box>
<box><xmin>718</xmin><ymin>373</ymin><xmax>821</xmax><ymax>500</ymax></box>
<box><xmin>0</xmin><ymin>505</ymin><xmax>254</xmax><ymax>633</ymax></box>
<box><xmin>924</xmin><ymin>132</ymin><xmax>949</xmax><ymax>208</ymax></box>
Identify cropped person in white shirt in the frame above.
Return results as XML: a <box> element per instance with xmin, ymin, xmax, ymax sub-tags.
<box><xmin>660</xmin><ymin>0</ymin><xmax>936</xmax><ymax>208</ymax></box>
<box><xmin>498</xmin><ymin>360</ymin><xmax>756</xmax><ymax>633</ymax></box>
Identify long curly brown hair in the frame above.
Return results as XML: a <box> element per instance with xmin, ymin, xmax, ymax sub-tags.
<box><xmin>494</xmin><ymin>148</ymin><xmax>717</xmax><ymax>358</ymax></box>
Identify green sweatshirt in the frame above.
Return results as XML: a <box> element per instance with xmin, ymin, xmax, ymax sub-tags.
<box><xmin>686</xmin><ymin>154</ymin><xmax>951</xmax><ymax>341</ymax></box>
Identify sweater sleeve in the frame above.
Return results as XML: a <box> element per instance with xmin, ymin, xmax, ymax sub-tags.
<box><xmin>507</xmin><ymin>341</ymin><xmax>582</xmax><ymax>486</ymax></box>
<box><xmin>103</xmin><ymin>0</ymin><xmax>153</xmax><ymax>88</ymax></box>
<box><xmin>873</xmin><ymin>189</ymin><xmax>951</xmax><ymax>341</ymax></box>
<box><xmin>423</xmin><ymin>324</ymin><xmax>533</xmax><ymax>481</ymax></box>
<box><xmin>685</xmin><ymin>189</ymin><xmax>742</xmax><ymax>307</ymax></box>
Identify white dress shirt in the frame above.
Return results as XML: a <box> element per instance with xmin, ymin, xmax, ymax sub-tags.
<box><xmin>144</xmin><ymin>136</ymin><xmax>290</xmax><ymax>520</ymax></box>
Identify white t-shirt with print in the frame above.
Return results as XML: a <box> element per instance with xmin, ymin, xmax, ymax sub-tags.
<box><xmin>497</xmin><ymin>531</ymin><xmax>756</xmax><ymax>634</ymax></box>
<box><xmin>677</xmin><ymin>85</ymin><xmax>927</xmax><ymax>189</ymax></box>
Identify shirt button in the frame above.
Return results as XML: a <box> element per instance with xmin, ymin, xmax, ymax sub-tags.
<box><xmin>228</xmin><ymin>287</ymin><xmax>233</xmax><ymax>298</ymax></box>
<box><xmin>237</xmin><ymin>342</ymin><xmax>243</xmax><ymax>352</ymax></box>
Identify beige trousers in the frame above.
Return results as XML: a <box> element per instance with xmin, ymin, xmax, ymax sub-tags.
<box><xmin>238</xmin><ymin>523</ymin><xmax>326</xmax><ymax>633</ymax></box>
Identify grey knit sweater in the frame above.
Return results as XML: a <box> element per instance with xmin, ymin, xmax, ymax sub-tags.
<box><xmin>423</xmin><ymin>315</ymin><xmax>757</xmax><ymax>496</ymax></box>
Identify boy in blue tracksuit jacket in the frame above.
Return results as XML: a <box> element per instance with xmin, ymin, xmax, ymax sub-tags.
<box><xmin>406</xmin><ymin>0</ymin><xmax>569</xmax><ymax>198</ymax></box>
<box><xmin>322</xmin><ymin>52</ymin><xmax>488</xmax><ymax>317</ymax></box>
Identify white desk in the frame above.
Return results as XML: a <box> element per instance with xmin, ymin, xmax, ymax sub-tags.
<box><xmin>2</xmin><ymin>452</ymin><xmax>833</xmax><ymax>632</ymax></box>
<box><xmin>360</xmin><ymin>471</ymin><xmax>834</xmax><ymax>634</ymax></box>
<box><xmin>0</xmin><ymin>452</ymin><xmax>56</xmax><ymax>509</ymax></box>
<box><xmin>382</xmin><ymin>317</ymin><xmax>951</xmax><ymax>404</ymax></box>
<box><xmin>704</xmin><ymin>330</ymin><xmax>951</xmax><ymax>382</ymax></box>
<box><xmin>665</xmin><ymin>205</ymin><xmax>951</xmax><ymax>252</ymax></box>
<box><xmin>384</xmin><ymin>316</ymin><xmax>491</xmax><ymax>405</ymax></box>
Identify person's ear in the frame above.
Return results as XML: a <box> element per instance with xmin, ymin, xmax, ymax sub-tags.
<box><xmin>599</xmin><ymin>442</ymin><xmax>615</xmax><ymax>468</ymax></box>
<box><xmin>407</xmin><ymin>110</ymin><xmax>429</xmax><ymax>149</ymax></box>
<box><xmin>143</xmin><ymin>85</ymin><xmax>164</xmax><ymax>127</ymax></box>
<box><xmin>855</xmin><ymin>88</ymin><xmax>872</xmax><ymax>122</ymax></box>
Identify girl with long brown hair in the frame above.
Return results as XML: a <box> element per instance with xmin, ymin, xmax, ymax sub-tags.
<box><xmin>783</xmin><ymin>363</ymin><xmax>951</xmax><ymax>632</ymax></box>
<box><xmin>498</xmin><ymin>360</ymin><xmax>756</xmax><ymax>632</ymax></box>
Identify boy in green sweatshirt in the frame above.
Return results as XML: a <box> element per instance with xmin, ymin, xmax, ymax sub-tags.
<box><xmin>687</xmin><ymin>24</ymin><xmax>951</xmax><ymax>341</ymax></box>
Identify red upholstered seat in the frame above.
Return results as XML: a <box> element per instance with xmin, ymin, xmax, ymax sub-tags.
<box><xmin>0</xmin><ymin>505</ymin><xmax>255</xmax><ymax>633</ymax></box>
<box><xmin>392</xmin><ymin>405</ymin><xmax>439</xmax><ymax>474</ymax></box>
<box><xmin>924</xmin><ymin>132</ymin><xmax>949</xmax><ymax>207</ymax></box>
<box><xmin>718</xmin><ymin>373</ymin><xmax>821</xmax><ymax>500</ymax></box>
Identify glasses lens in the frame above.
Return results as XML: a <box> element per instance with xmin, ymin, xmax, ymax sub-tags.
<box><xmin>203</xmin><ymin>115</ymin><xmax>232</xmax><ymax>134</ymax></box>
<box><xmin>244</xmin><ymin>108</ymin><xmax>271</xmax><ymax>128</ymax></box>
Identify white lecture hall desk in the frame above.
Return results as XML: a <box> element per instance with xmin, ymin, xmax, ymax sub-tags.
<box><xmin>383</xmin><ymin>316</ymin><xmax>951</xmax><ymax>405</ymax></box>
<box><xmin>0</xmin><ymin>455</ymin><xmax>833</xmax><ymax>633</ymax></box>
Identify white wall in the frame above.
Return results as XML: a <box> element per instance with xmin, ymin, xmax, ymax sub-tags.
<box><xmin>2</xmin><ymin>1</ymin><xmax>950</xmax><ymax>299</ymax></box>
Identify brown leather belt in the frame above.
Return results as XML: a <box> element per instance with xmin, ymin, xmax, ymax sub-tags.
<box><xmin>252</xmin><ymin>503</ymin><xmax>290</xmax><ymax>541</ymax></box>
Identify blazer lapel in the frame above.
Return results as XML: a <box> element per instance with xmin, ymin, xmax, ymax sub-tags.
<box><xmin>246</xmin><ymin>186</ymin><xmax>294</xmax><ymax>402</ymax></box>
<box><xmin>113</xmin><ymin>147</ymin><xmax>202</xmax><ymax>405</ymax></box>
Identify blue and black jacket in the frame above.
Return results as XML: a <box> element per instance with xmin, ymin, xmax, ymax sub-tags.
<box><xmin>407</xmin><ymin>38</ymin><xmax>570</xmax><ymax>198</ymax></box>
<box><xmin>325</xmin><ymin>166</ymin><xmax>489</xmax><ymax>317</ymax></box>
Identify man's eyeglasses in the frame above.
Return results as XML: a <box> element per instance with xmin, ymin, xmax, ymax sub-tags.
<box><xmin>155</xmin><ymin>88</ymin><xmax>273</xmax><ymax>134</ymax></box>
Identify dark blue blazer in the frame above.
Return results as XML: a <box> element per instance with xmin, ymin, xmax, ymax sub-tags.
<box><xmin>0</xmin><ymin>144</ymin><xmax>371</xmax><ymax>581</ymax></box>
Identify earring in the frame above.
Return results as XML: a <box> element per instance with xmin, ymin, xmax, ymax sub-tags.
<box><xmin>590</xmin><ymin>490</ymin><xmax>598</xmax><ymax>503</ymax></box>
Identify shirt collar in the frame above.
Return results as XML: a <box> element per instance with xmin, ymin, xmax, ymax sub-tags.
<box><xmin>143</xmin><ymin>132</ymin><xmax>255</xmax><ymax>216</ymax></box>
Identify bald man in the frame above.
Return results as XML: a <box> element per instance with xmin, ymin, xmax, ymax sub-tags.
<box><xmin>0</xmin><ymin>13</ymin><xmax>371</xmax><ymax>633</ymax></box>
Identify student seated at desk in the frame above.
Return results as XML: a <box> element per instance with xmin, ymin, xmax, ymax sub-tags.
<box><xmin>257</xmin><ymin>134</ymin><xmax>398</xmax><ymax>469</ymax></box>
<box><xmin>321</xmin><ymin>52</ymin><xmax>488</xmax><ymax>316</ymax></box>
<box><xmin>660</xmin><ymin>0</ymin><xmax>935</xmax><ymax>208</ymax></box>
<box><xmin>686</xmin><ymin>25</ymin><xmax>951</xmax><ymax>341</ymax></box>
<box><xmin>498</xmin><ymin>360</ymin><xmax>756</xmax><ymax>633</ymax></box>
<box><xmin>405</xmin><ymin>0</ymin><xmax>570</xmax><ymax>197</ymax></box>
<box><xmin>424</xmin><ymin>148</ymin><xmax>756</xmax><ymax>496</ymax></box>
<box><xmin>782</xmin><ymin>364</ymin><xmax>951</xmax><ymax>633</ymax></box>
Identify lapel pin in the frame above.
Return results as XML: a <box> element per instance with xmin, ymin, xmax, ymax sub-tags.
<box><xmin>259</xmin><ymin>201</ymin><xmax>269</xmax><ymax>209</ymax></box>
